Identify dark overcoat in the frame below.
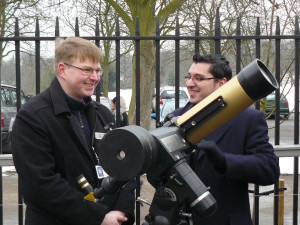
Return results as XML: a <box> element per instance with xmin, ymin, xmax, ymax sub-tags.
<box><xmin>172</xmin><ymin>102</ymin><xmax>280</xmax><ymax>225</ymax></box>
<box><xmin>11</xmin><ymin>78</ymin><xmax>135</xmax><ymax>225</ymax></box>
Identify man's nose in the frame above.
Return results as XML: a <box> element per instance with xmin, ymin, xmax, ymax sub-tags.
<box><xmin>90</xmin><ymin>71</ymin><xmax>100</xmax><ymax>80</ymax></box>
<box><xmin>186</xmin><ymin>78</ymin><xmax>195</xmax><ymax>86</ymax></box>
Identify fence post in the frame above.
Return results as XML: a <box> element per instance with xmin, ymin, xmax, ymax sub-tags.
<box><xmin>278</xmin><ymin>179</ymin><xmax>285</xmax><ymax>225</ymax></box>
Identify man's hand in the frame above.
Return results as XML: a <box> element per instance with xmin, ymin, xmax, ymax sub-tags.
<box><xmin>196</xmin><ymin>140</ymin><xmax>227</xmax><ymax>173</ymax></box>
<box><xmin>101</xmin><ymin>210</ymin><xmax>128</xmax><ymax>225</ymax></box>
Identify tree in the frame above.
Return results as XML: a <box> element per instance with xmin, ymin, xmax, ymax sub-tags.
<box><xmin>0</xmin><ymin>0</ymin><xmax>65</xmax><ymax>92</ymax></box>
<box><xmin>103</xmin><ymin>0</ymin><xmax>188</xmax><ymax>128</ymax></box>
<box><xmin>167</xmin><ymin>70</ymin><xmax>175</xmax><ymax>86</ymax></box>
<box><xmin>180</xmin><ymin>0</ymin><xmax>299</xmax><ymax>117</ymax></box>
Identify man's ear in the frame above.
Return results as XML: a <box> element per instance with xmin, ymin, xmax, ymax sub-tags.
<box><xmin>58</xmin><ymin>62</ymin><xmax>67</xmax><ymax>79</ymax></box>
<box><xmin>218</xmin><ymin>77</ymin><xmax>228</xmax><ymax>87</ymax></box>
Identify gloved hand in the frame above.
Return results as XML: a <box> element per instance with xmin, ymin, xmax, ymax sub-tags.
<box><xmin>196</xmin><ymin>140</ymin><xmax>227</xmax><ymax>173</ymax></box>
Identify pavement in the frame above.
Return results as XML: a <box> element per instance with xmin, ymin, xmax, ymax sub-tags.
<box><xmin>1</xmin><ymin>172</ymin><xmax>299</xmax><ymax>225</ymax></box>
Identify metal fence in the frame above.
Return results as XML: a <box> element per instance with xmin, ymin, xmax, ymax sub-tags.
<box><xmin>0</xmin><ymin>8</ymin><xmax>299</xmax><ymax>225</ymax></box>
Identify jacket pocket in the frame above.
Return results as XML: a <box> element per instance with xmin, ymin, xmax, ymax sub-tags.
<box><xmin>57</xmin><ymin>153</ymin><xmax>75</xmax><ymax>183</ymax></box>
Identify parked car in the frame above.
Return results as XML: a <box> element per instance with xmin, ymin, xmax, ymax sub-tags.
<box><xmin>1</xmin><ymin>84</ymin><xmax>27</xmax><ymax>153</ymax></box>
<box><xmin>260</xmin><ymin>92</ymin><xmax>290</xmax><ymax>119</ymax></box>
<box><xmin>151</xmin><ymin>98</ymin><xmax>190</xmax><ymax>122</ymax></box>
<box><xmin>152</xmin><ymin>89</ymin><xmax>189</xmax><ymax>112</ymax></box>
<box><xmin>91</xmin><ymin>95</ymin><xmax>112</xmax><ymax>110</ymax></box>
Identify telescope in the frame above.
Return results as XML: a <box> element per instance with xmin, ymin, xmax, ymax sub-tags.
<box><xmin>98</xmin><ymin>59</ymin><xmax>278</xmax><ymax>225</ymax></box>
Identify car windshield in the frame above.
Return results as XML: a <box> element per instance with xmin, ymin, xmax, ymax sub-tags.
<box><xmin>101</xmin><ymin>101</ymin><xmax>111</xmax><ymax>110</ymax></box>
<box><xmin>267</xmin><ymin>93</ymin><xmax>287</xmax><ymax>101</ymax></box>
<box><xmin>1</xmin><ymin>87</ymin><xmax>26</xmax><ymax>106</ymax></box>
<box><xmin>161</xmin><ymin>100</ymin><xmax>188</xmax><ymax>118</ymax></box>
<box><xmin>160</xmin><ymin>90</ymin><xmax>188</xmax><ymax>99</ymax></box>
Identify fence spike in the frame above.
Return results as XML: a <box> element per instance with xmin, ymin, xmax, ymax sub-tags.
<box><xmin>55</xmin><ymin>17</ymin><xmax>60</xmax><ymax>37</ymax></box>
<box><xmin>156</xmin><ymin>17</ymin><xmax>159</xmax><ymax>36</ymax></box>
<box><xmin>195</xmin><ymin>16</ymin><xmax>199</xmax><ymax>54</ymax></box>
<box><xmin>295</xmin><ymin>16</ymin><xmax>299</xmax><ymax>35</ymax></box>
<box><xmin>136</xmin><ymin>17</ymin><xmax>140</xmax><ymax>36</ymax></box>
<box><xmin>276</xmin><ymin>16</ymin><xmax>280</xmax><ymax>35</ymax></box>
<box><xmin>255</xmin><ymin>17</ymin><xmax>261</xmax><ymax>60</ymax></box>
<box><xmin>236</xmin><ymin>16</ymin><xmax>241</xmax><ymax>73</ymax></box>
<box><xmin>95</xmin><ymin>18</ymin><xmax>100</xmax><ymax>36</ymax></box>
<box><xmin>35</xmin><ymin>18</ymin><xmax>40</xmax><ymax>36</ymax></box>
<box><xmin>116</xmin><ymin>17</ymin><xmax>120</xmax><ymax>36</ymax></box>
<box><xmin>214</xmin><ymin>7</ymin><xmax>221</xmax><ymax>54</ymax></box>
<box><xmin>75</xmin><ymin>17</ymin><xmax>79</xmax><ymax>37</ymax></box>
<box><xmin>15</xmin><ymin>18</ymin><xmax>19</xmax><ymax>36</ymax></box>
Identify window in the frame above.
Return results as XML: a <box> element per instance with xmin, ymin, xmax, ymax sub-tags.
<box><xmin>1</xmin><ymin>87</ymin><xmax>27</xmax><ymax>107</ymax></box>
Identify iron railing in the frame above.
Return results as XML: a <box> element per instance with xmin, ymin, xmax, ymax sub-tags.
<box><xmin>0</xmin><ymin>8</ymin><xmax>299</xmax><ymax>225</ymax></box>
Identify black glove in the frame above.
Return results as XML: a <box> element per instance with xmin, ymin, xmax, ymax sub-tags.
<box><xmin>196</xmin><ymin>140</ymin><xmax>227</xmax><ymax>174</ymax></box>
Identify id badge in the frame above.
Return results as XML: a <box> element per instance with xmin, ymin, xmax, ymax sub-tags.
<box><xmin>95</xmin><ymin>165</ymin><xmax>109</xmax><ymax>179</ymax></box>
<box><xmin>95</xmin><ymin>132</ymin><xmax>105</xmax><ymax>140</ymax></box>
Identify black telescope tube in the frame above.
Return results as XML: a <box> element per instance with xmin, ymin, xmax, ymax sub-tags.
<box><xmin>237</xmin><ymin>59</ymin><xmax>278</xmax><ymax>101</ymax></box>
<box><xmin>173</xmin><ymin>161</ymin><xmax>217</xmax><ymax>217</ymax></box>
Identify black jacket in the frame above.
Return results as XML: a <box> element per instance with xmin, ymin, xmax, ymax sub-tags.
<box><xmin>11</xmin><ymin>78</ymin><xmax>135</xmax><ymax>225</ymax></box>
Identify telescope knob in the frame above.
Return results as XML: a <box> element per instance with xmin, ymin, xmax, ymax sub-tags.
<box><xmin>104</xmin><ymin>122</ymin><xmax>114</xmax><ymax>131</ymax></box>
<box><xmin>156</xmin><ymin>113</ymin><xmax>176</xmax><ymax>127</ymax></box>
<box><xmin>165</xmin><ymin>113</ymin><xmax>174</xmax><ymax>121</ymax></box>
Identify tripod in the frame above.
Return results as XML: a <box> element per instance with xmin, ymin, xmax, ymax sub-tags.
<box><xmin>139</xmin><ymin>186</ymin><xmax>192</xmax><ymax>225</ymax></box>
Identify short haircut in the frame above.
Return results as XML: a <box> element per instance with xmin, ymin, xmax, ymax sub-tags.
<box><xmin>55</xmin><ymin>37</ymin><xmax>103</xmax><ymax>74</ymax></box>
<box><xmin>112</xmin><ymin>96</ymin><xmax>126</xmax><ymax>109</ymax></box>
<box><xmin>192</xmin><ymin>53</ymin><xmax>232</xmax><ymax>81</ymax></box>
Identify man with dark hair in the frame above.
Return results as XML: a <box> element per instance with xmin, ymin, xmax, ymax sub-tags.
<box><xmin>172</xmin><ymin>53</ymin><xmax>279</xmax><ymax>225</ymax></box>
<box><xmin>11</xmin><ymin>37</ymin><xmax>135</xmax><ymax>225</ymax></box>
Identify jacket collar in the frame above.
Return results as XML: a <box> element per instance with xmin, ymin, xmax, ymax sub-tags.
<box><xmin>50</xmin><ymin>78</ymin><xmax>97</xmax><ymax>115</ymax></box>
<box><xmin>50</xmin><ymin>78</ymin><xmax>71</xmax><ymax>116</ymax></box>
<box><xmin>49</xmin><ymin>78</ymin><xmax>98</xmax><ymax>162</ymax></box>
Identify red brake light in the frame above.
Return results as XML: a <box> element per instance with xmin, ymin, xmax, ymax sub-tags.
<box><xmin>159</xmin><ymin>97</ymin><xmax>163</xmax><ymax>105</ymax></box>
<box><xmin>285</xmin><ymin>101</ymin><xmax>289</xmax><ymax>107</ymax></box>
<box><xmin>1</xmin><ymin>112</ymin><xmax>4</xmax><ymax>127</ymax></box>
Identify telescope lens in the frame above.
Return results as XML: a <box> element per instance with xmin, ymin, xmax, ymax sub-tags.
<box><xmin>257</xmin><ymin>60</ymin><xmax>277</xmax><ymax>87</ymax></box>
<box><xmin>237</xmin><ymin>59</ymin><xmax>278</xmax><ymax>101</ymax></box>
<box><xmin>191</xmin><ymin>192</ymin><xmax>217</xmax><ymax>217</ymax></box>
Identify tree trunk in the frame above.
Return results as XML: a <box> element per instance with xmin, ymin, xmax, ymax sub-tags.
<box><xmin>128</xmin><ymin>40</ymin><xmax>156</xmax><ymax>129</ymax></box>
<box><xmin>102</xmin><ymin>47</ymin><xmax>110</xmax><ymax>97</ymax></box>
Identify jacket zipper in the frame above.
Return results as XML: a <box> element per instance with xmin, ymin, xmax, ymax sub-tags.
<box><xmin>91</xmin><ymin>112</ymin><xmax>100</xmax><ymax>164</ymax></box>
<box><xmin>78</xmin><ymin>110</ymin><xmax>99</xmax><ymax>164</ymax></box>
<box><xmin>78</xmin><ymin>111</ymin><xmax>84</xmax><ymax>128</ymax></box>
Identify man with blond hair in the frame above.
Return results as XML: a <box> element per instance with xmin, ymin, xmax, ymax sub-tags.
<box><xmin>12</xmin><ymin>37</ymin><xmax>135</xmax><ymax>225</ymax></box>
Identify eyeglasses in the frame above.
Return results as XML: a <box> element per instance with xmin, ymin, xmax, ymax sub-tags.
<box><xmin>184</xmin><ymin>75</ymin><xmax>217</xmax><ymax>83</ymax></box>
<box><xmin>64</xmin><ymin>63</ymin><xmax>103</xmax><ymax>77</ymax></box>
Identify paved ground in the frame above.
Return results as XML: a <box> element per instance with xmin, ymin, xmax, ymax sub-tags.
<box><xmin>138</xmin><ymin>174</ymin><xmax>300</xmax><ymax>225</ymax></box>
<box><xmin>1</xmin><ymin>172</ymin><xmax>299</xmax><ymax>225</ymax></box>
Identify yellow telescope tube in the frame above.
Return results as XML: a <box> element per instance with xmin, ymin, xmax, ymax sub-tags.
<box><xmin>177</xmin><ymin>59</ymin><xmax>278</xmax><ymax>145</ymax></box>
